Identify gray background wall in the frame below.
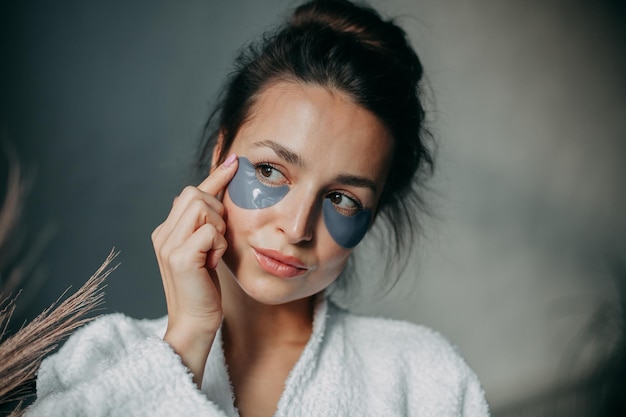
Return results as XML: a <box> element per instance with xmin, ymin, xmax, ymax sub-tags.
<box><xmin>1</xmin><ymin>0</ymin><xmax>624</xmax><ymax>412</ymax></box>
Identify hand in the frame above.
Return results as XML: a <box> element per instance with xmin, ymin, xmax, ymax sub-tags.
<box><xmin>151</xmin><ymin>153</ymin><xmax>238</xmax><ymax>385</ymax></box>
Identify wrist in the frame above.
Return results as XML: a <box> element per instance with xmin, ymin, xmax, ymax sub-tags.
<box><xmin>164</xmin><ymin>325</ymin><xmax>217</xmax><ymax>387</ymax></box>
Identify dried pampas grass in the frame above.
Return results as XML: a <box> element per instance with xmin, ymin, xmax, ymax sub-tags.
<box><xmin>0</xmin><ymin>144</ymin><xmax>117</xmax><ymax>415</ymax></box>
<box><xmin>0</xmin><ymin>250</ymin><xmax>117</xmax><ymax>415</ymax></box>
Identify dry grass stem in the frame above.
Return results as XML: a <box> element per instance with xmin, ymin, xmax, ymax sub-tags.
<box><xmin>0</xmin><ymin>149</ymin><xmax>22</xmax><ymax>249</ymax></box>
<box><xmin>0</xmin><ymin>249</ymin><xmax>118</xmax><ymax>413</ymax></box>
<box><xmin>0</xmin><ymin>152</ymin><xmax>27</xmax><ymax>297</ymax></box>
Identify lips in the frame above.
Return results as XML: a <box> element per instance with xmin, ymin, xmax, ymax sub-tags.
<box><xmin>253</xmin><ymin>247</ymin><xmax>309</xmax><ymax>278</ymax></box>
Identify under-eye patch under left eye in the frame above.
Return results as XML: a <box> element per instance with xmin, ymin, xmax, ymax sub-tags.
<box><xmin>227</xmin><ymin>157</ymin><xmax>289</xmax><ymax>209</ymax></box>
<box><xmin>322</xmin><ymin>199</ymin><xmax>371</xmax><ymax>249</ymax></box>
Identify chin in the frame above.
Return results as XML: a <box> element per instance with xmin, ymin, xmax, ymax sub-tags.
<box><xmin>218</xmin><ymin>252</ymin><xmax>316</xmax><ymax>306</ymax></box>
<box><xmin>242</xmin><ymin>285</ymin><xmax>308</xmax><ymax>306</ymax></box>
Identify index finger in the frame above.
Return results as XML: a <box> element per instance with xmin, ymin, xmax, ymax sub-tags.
<box><xmin>198</xmin><ymin>153</ymin><xmax>239</xmax><ymax>196</ymax></box>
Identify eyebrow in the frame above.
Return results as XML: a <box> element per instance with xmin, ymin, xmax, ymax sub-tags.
<box><xmin>253</xmin><ymin>140</ymin><xmax>305</xmax><ymax>167</ymax></box>
<box><xmin>252</xmin><ymin>139</ymin><xmax>377</xmax><ymax>193</ymax></box>
<box><xmin>335</xmin><ymin>174</ymin><xmax>378</xmax><ymax>194</ymax></box>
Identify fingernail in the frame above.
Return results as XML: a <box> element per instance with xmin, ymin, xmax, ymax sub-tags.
<box><xmin>223</xmin><ymin>153</ymin><xmax>237</xmax><ymax>168</ymax></box>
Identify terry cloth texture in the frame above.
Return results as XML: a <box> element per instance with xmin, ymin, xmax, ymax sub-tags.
<box><xmin>26</xmin><ymin>298</ymin><xmax>490</xmax><ymax>416</ymax></box>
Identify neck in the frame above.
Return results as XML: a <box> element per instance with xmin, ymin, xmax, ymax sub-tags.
<box><xmin>216</xmin><ymin>263</ymin><xmax>316</xmax><ymax>355</ymax></box>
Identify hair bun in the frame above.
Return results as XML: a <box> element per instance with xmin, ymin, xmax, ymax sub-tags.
<box><xmin>290</xmin><ymin>0</ymin><xmax>422</xmax><ymax>84</ymax></box>
<box><xmin>291</xmin><ymin>0</ymin><xmax>381</xmax><ymax>40</ymax></box>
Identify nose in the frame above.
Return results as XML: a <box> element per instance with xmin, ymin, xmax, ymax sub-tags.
<box><xmin>275</xmin><ymin>189</ymin><xmax>318</xmax><ymax>245</ymax></box>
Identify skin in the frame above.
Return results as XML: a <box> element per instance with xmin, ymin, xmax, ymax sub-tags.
<box><xmin>152</xmin><ymin>81</ymin><xmax>393</xmax><ymax>417</ymax></box>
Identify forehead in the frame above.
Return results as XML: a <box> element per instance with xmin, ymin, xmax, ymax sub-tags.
<box><xmin>234</xmin><ymin>81</ymin><xmax>393</xmax><ymax>188</ymax></box>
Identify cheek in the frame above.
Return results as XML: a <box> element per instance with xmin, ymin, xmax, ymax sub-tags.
<box><xmin>223</xmin><ymin>198</ymin><xmax>263</xmax><ymax>242</ymax></box>
<box><xmin>222</xmin><ymin>200</ymin><xmax>266</xmax><ymax>273</ymax></box>
<box><xmin>316</xmin><ymin>242</ymin><xmax>352</xmax><ymax>278</ymax></box>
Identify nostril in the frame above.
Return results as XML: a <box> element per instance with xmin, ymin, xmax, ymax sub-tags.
<box><xmin>284</xmin><ymin>222</ymin><xmax>314</xmax><ymax>244</ymax></box>
<box><xmin>276</xmin><ymin>190</ymin><xmax>322</xmax><ymax>244</ymax></box>
<box><xmin>282</xmin><ymin>211</ymin><xmax>316</xmax><ymax>244</ymax></box>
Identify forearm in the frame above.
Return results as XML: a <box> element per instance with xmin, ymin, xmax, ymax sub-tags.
<box><xmin>164</xmin><ymin>326</ymin><xmax>217</xmax><ymax>387</ymax></box>
<box><xmin>27</xmin><ymin>335</ymin><xmax>228</xmax><ymax>417</ymax></box>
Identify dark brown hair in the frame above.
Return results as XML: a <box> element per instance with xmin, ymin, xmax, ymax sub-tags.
<box><xmin>195</xmin><ymin>0</ymin><xmax>434</xmax><ymax>291</ymax></box>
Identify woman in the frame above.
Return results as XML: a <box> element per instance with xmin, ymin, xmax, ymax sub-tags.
<box><xmin>26</xmin><ymin>1</ymin><xmax>489</xmax><ymax>416</ymax></box>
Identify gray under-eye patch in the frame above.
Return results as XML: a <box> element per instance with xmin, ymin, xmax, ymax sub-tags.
<box><xmin>322</xmin><ymin>199</ymin><xmax>371</xmax><ymax>249</ymax></box>
<box><xmin>227</xmin><ymin>157</ymin><xmax>289</xmax><ymax>209</ymax></box>
<box><xmin>227</xmin><ymin>156</ymin><xmax>371</xmax><ymax>248</ymax></box>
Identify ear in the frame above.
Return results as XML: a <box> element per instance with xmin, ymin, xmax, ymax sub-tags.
<box><xmin>210</xmin><ymin>131</ymin><xmax>225</xmax><ymax>173</ymax></box>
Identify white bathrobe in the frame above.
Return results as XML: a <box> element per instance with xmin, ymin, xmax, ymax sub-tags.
<box><xmin>26</xmin><ymin>298</ymin><xmax>490</xmax><ymax>416</ymax></box>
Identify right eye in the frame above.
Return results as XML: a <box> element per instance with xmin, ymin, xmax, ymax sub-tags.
<box><xmin>255</xmin><ymin>163</ymin><xmax>287</xmax><ymax>186</ymax></box>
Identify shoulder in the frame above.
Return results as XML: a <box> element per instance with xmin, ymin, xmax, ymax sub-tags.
<box><xmin>325</xmin><ymin>303</ymin><xmax>490</xmax><ymax>414</ymax></box>
<box><xmin>52</xmin><ymin>313</ymin><xmax>167</xmax><ymax>361</ymax></box>
<box><xmin>331</xmin><ymin>304</ymin><xmax>468</xmax><ymax>369</ymax></box>
<box><xmin>39</xmin><ymin>313</ymin><xmax>168</xmax><ymax>390</ymax></box>
<box><xmin>323</xmin><ymin>303</ymin><xmax>491</xmax><ymax>415</ymax></box>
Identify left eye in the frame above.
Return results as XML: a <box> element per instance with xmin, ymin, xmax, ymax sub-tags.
<box><xmin>327</xmin><ymin>192</ymin><xmax>361</xmax><ymax>216</ymax></box>
<box><xmin>255</xmin><ymin>164</ymin><xmax>286</xmax><ymax>185</ymax></box>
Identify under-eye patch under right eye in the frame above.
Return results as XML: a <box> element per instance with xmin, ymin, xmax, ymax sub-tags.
<box><xmin>227</xmin><ymin>157</ymin><xmax>289</xmax><ymax>209</ymax></box>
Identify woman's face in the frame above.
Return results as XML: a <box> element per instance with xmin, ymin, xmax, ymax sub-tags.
<box><xmin>218</xmin><ymin>81</ymin><xmax>393</xmax><ymax>305</ymax></box>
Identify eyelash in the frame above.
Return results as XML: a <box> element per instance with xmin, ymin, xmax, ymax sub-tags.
<box><xmin>251</xmin><ymin>160</ymin><xmax>364</xmax><ymax>213</ymax></box>
<box><xmin>253</xmin><ymin>161</ymin><xmax>288</xmax><ymax>186</ymax></box>
<box><xmin>328</xmin><ymin>191</ymin><xmax>363</xmax><ymax>212</ymax></box>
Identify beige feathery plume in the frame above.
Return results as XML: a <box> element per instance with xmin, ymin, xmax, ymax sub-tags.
<box><xmin>0</xmin><ymin>250</ymin><xmax>117</xmax><ymax>415</ymax></box>
<box><xmin>0</xmin><ymin>145</ymin><xmax>118</xmax><ymax>416</ymax></box>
